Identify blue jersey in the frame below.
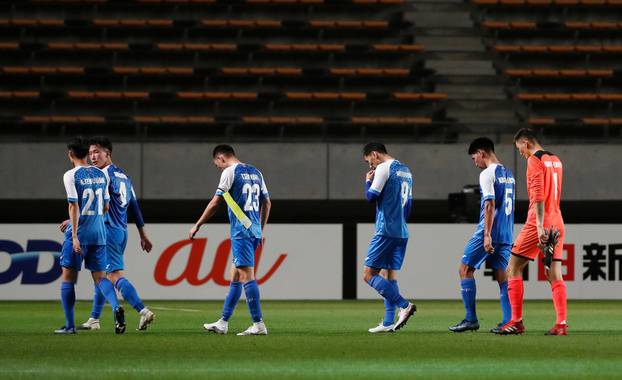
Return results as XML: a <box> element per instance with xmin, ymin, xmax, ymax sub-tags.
<box><xmin>103</xmin><ymin>164</ymin><xmax>136</xmax><ymax>231</ymax></box>
<box><xmin>366</xmin><ymin>160</ymin><xmax>413</xmax><ymax>239</ymax></box>
<box><xmin>215</xmin><ymin>163</ymin><xmax>269</xmax><ymax>240</ymax></box>
<box><xmin>63</xmin><ymin>165</ymin><xmax>110</xmax><ymax>245</ymax></box>
<box><xmin>472</xmin><ymin>163</ymin><xmax>515</xmax><ymax>244</ymax></box>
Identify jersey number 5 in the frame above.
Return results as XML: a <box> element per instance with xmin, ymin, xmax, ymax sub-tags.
<box><xmin>243</xmin><ymin>183</ymin><xmax>261</xmax><ymax>212</ymax></box>
<box><xmin>504</xmin><ymin>188</ymin><xmax>513</xmax><ymax>216</ymax></box>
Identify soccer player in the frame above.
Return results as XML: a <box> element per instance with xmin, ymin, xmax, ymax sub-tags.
<box><xmin>66</xmin><ymin>137</ymin><xmax>155</xmax><ymax>331</ymax></box>
<box><xmin>362</xmin><ymin>142</ymin><xmax>416</xmax><ymax>333</ymax></box>
<box><xmin>449</xmin><ymin>137</ymin><xmax>514</xmax><ymax>333</ymax></box>
<box><xmin>499</xmin><ymin>128</ymin><xmax>567</xmax><ymax>336</ymax></box>
<box><xmin>55</xmin><ymin>137</ymin><xmax>124</xmax><ymax>334</ymax></box>
<box><xmin>189</xmin><ymin>145</ymin><xmax>271</xmax><ymax>336</ymax></box>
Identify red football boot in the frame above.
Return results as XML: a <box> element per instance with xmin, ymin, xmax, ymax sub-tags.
<box><xmin>545</xmin><ymin>323</ymin><xmax>568</xmax><ymax>336</ymax></box>
<box><xmin>497</xmin><ymin>320</ymin><xmax>525</xmax><ymax>335</ymax></box>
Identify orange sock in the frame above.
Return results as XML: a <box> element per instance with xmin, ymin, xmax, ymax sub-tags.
<box><xmin>551</xmin><ymin>280</ymin><xmax>567</xmax><ymax>325</ymax></box>
<box><xmin>508</xmin><ymin>277</ymin><xmax>524</xmax><ymax>323</ymax></box>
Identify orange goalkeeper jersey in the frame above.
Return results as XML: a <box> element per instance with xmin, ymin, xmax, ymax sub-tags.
<box><xmin>525</xmin><ymin>150</ymin><xmax>564</xmax><ymax>227</ymax></box>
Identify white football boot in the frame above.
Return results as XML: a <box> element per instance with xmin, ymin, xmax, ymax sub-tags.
<box><xmin>237</xmin><ymin>321</ymin><xmax>268</xmax><ymax>336</ymax></box>
<box><xmin>77</xmin><ymin>317</ymin><xmax>100</xmax><ymax>330</ymax></box>
<box><xmin>138</xmin><ymin>308</ymin><xmax>156</xmax><ymax>331</ymax></box>
<box><xmin>203</xmin><ymin>319</ymin><xmax>228</xmax><ymax>335</ymax></box>
<box><xmin>368</xmin><ymin>322</ymin><xmax>396</xmax><ymax>333</ymax></box>
<box><xmin>392</xmin><ymin>303</ymin><xmax>417</xmax><ymax>331</ymax></box>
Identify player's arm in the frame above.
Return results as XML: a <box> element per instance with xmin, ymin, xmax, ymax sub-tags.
<box><xmin>68</xmin><ymin>201</ymin><xmax>81</xmax><ymax>254</ymax></box>
<box><xmin>189</xmin><ymin>195</ymin><xmax>224</xmax><ymax>239</ymax></box>
<box><xmin>63</xmin><ymin>171</ymin><xmax>81</xmax><ymax>253</ymax></box>
<box><xmin>260</xmin><ymin>197</ymin><xmax>271</xmax><ymax>231</ymax></box>
<box><xmin>103</xmin><ymin>169</ymin><xmax>111</xmax><ymax>214</ymax></box>
<box><xmin>190</xmin><ymin>166</ymin><xmax>233</xmax><ymax>239</ymax></box>
<box><xmin>259</xmin><ymin>172</ymin><xmax>271</xmax><ymax>231</ymax></box>
<box><xmin>128</xmin><ymin>185</ymin><xmax>152</xmax><ymax>252</ymax></box>
<box><xmin>480</xmin><ymin>168</ymin><xmax>496</xmax><ymax>253</ymax></box>
<box><xmin>528</xmin><ymin>157</ymin><xmax>547</xmax><ymax>244</ymax></box>
<box><xmin>365</xmin><ymin>162</ymin><xmax>389</xmax><ymax>202</ymax></box>
<box><xmin>483</xmin><ymin>200</ymin><xmax>495</xmax><ymax>253</ymax></box>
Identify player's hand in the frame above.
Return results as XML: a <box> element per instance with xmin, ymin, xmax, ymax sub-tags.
<box><xmin>72</xmin><ymin>237</ymin><xmax>82</xmax><ymax>255</ymax></box>
<box><xmin>59</xmin><ymin>219</ymin><xmax>70</xmax><ymax>233</ymax></box>
<box><xmin>141</xmin><ymin>236</ymin><xmax>153</xmax><ymax>253</ymax></box>
<box><xmin>366</xmin><ymin>169</ymin><xmax>375</xmax><ymax>182</ymax></box>
<box><xmin>537</xmin><ymin>225</ymin><xmax>548</xmax><ymax>246</ymax></box>
<box><xmin>484</xmin><ymin>234</ymin><xmax>495</xmax><ymax>254</ymax></box>
<box><xmin>189</xmin><ymin>224</ymin><xmax>199</xmax><ymax>240</ymax></box>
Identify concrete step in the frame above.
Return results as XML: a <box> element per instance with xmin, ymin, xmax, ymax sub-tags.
<box><xmin>418</xmin><ymin>36</ymin><xmax>485</xmax><ymax>52</ymax></box>
<box><xmin>410</xmin><ymin>12</ymin><xmax>474</xmax><ymax>28</ymax></box>
<box><xmin>437</xmin><ymin>84</ymin><xmax>508</xmax><ymax>100</ymax></box>
<box><xmin>427</xmin><ymin>60</ymin><xmax>496</xmax><ymax>76</ymax></box>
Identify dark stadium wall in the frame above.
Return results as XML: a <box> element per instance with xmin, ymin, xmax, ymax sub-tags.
<box><xmin>1</xmin><ymin>143</ymin><xmax>622</xmax><ymax>201</ymax></box>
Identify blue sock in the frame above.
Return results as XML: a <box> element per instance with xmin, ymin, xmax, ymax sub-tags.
<box><xmin>96</xmin><ymin>278</ymin><xmax>119</xmax><ymax>311</ymax></box>
<box><xmin>221</xmin><ymin>281</ymin><xmax>242</xmax><ymax>321</ymax></box>
<box><xmin>60</xmin><ymin>281</ymin><xmax>75</xmax><ymax>329</ymax></box>
<box><xmin>499</xmin><ymin>280</ymin><xmax>511</xmax><ymax>324</ymax></box>
<box><xmin>243</xmin><ymin>280</ymin><xmax>263</xmax><ymax>323</ymax></box>
<box><xmin>368</xmin><ymin>275</ymin><xmax>409</xmax><ymax>309</ymax></box>
<box><xmin>461</xmin><ymin>278</ymin><xmax>477</xmax><ymax>322</ymax></box>
<box><xmin>383</xmin><ymin>280</ymin><xmax>399</xmax><ymax>326</ymax></box>
<box><xmin>91</xmin><ymin>284</ymin><xmax>106</xmax><ymax>319</ymax></box>
<box><xmin>115</xmin><ymin>277</ymin><xmax>145</xmax><ymax>313</ymax></box>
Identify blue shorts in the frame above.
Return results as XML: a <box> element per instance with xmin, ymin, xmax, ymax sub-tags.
<box><xmin>462</xmin><ymin>236</ymin><xmax>511</xmax><ymax>270</ymax></box>
<box><xmin>231</xmin><ymin>238</ymin><xmax>261</xmax><ymax>268</ymax></box>
<box><xmin>60</xmin><ymin>238</ymin><xmax>107</xmax><ymax>272</ymax></box>
<box><xmin>105</xmin><ymin>227</ymin><xmax>128</xmax><ymax>273</ymax></box>
<box><xmin>365</xmin><ymin>235</ymin><xmax>408</xmax><ymax>270</ymax></box>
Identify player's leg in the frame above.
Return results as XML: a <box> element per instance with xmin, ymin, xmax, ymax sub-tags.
<box><xmin>368</xmin><ymin>269</ymin><xmax>399</xmax><ymax>333</ymax></box>
<box><xmin>56</xmin><ymin>267</ymin><xmax>78</xmax><ymax>334</ymax></box>
<box><xmin>87</xmin><ymin>245</ymin><xmax>125</xmax><ymax>334</ymax></box>
<box><xmin>449</xmin><ymin>264</ymin><xmax>480</xmax><ymax>332</ymax></box>
<box><xmin>365</xmin><ymin>237</ymin><xmax>414</xmax><ymax>331</ymax></box>
<box><xmin>450</xmin><ymin>237</ymin><xmax>485</xmax><ymax>332</ymax></box>
<box><xmin>381</xmin><ymin>269</ymin><xmax>397</xmax><ymax>327</ymax></box>
<box><xmin>489</xmin><ymin>244</ymin><xmax>511</xmax><ymax>333</ymax></box>
<box><xmin>545</xmin><ymin>228</ymin><xmax>567</xmax><ymax>335</ymax></box>
<box><xmin>77</xmin><ymin>285</ymin><xmax>105</xmax><ymax>330</ymax></box>
<box><xmin>236</xmin><ymin>238</ymin><xmax>267</xmax><ymax>336</ymax></box>
<box><xmin>55</xmin><ymin>238</ymin><xmax>80</xmax><ymax>334</ymax></box>
<box><xmin>204</xmin><ymin>264</ymin><xmax>241</xmax><ymax>334</ymax></box>
<box><xmin>498</xmin><ymin>254</ymin><xmax>530</xmax><ymax>335</ymax></box>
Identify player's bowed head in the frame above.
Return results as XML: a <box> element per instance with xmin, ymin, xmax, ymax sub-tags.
<box><xmin>363</xmin><ymin>142</ymin><xmax>390</xmax><ymax>182</ymax></box>
<box><xmin>468</xmin><ymin>137</ymin><xmax>496</xmax><ymax>170</ymax></box>
<box><xmin>513</xmin><ymin>128</ymin><xmax>543</xmax><ymax>160</ymax></box>
<box><xmin>212</xmin><ymin>144</ymin><xmax>238</xmax><ymax>171</ymax></box>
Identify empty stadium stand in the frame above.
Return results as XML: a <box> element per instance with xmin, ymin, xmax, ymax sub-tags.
<box><xmin>0</xmin><ymin>0</ymin><xmax>455</xmax><ymax>140</ymax></box>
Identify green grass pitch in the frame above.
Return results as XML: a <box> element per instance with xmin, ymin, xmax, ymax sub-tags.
<box><xmin>1</xmin><ymin>300</ymin><xmax>621</xmax><ymax>379</ymax></box>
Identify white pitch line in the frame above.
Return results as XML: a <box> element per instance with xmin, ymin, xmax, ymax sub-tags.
<box><xmin>150</xmin><ymin>306</ymin><xmax>203</xmax><ymax>313</ymax></box>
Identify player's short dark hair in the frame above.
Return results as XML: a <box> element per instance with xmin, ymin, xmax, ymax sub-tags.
<box><xmin>213</xmin><ymin>144</ymin><xmax>235</xmax><ymax>158</ymax></box>
<box><xmin>363</xmin><ymin>142</ymin><xmax>387</xmax><ymax>156</ymax></box>
<box><xmin>514</xmin><ymin>128</ymin><xmax>540</xmax><ymax>143</ymax></box>
<box><xmin>67</xmin><ymin>137</ymin><xmax>89</xmax><ymax>159</ymax></box>
<box><xmin>468</xmin><ymin>137</ymin><xmax>495</xmax><ymax>155</ymax></box>
<box><xmin>89</xmin><ymin>136</ymin><xmax>113</xmax><ymax>153</ymax></box>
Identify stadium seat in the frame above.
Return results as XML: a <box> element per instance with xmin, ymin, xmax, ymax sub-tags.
<box><xmin>221</xmin><ymin>67</ymin><xmax>303</xmax><ymax>76</ymax></box>
<box><xmin>22</xmin><ymin>115</ymin><xmax>105</xmax><ymax>123</ymax></box>
<box><xmin>157</xmin><ymin>43</ymin><xmax>236</xmax><ymax>51</ymax></box>
<box><xmin>201</xmin><ymin>19</ymin><xmax>281</xmax><ymax>28</ymax></box>
<box><xmin>2</xmin><ymin>66</ymin><xmax>84</xmax><ymax>74</ymax></box>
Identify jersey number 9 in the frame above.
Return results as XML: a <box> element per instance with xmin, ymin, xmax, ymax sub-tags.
<box><xmin>401</xmin><ymin>181</ymin><xmax>411</xmax><ymax>208</ymax></box>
